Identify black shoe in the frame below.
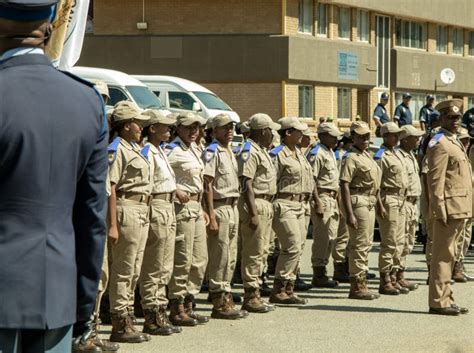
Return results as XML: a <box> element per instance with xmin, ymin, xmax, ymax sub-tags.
<box><xmin>451</xmin><ymin>304</ymin><xmax>469</xmax><ymax>314</ymax></box>
<box><xmin>260</xmin><ymin>282</ymin><xmax>272</xmax><ymax>297</ymax></box>
<box><xmin>294</xmin><ymin>276</ymin><xmax>312</xmax><ymax>292</ymax></box>
<box><xmin>232</xmin><ymin>292</ymin><xmax>242</xmax><ymax>303</ymax></box>
<box><xmin>200</xmin><ymin>282</ymin><xmax>209</xmax><ymax>293</ymax></box>
<box><xmin>366</xmin><ymin>271</ymin><xmax>376</xmax><ymax>280</ymax></box>
<box><xmin>429</xmin><ymin>306</ymin><xmax>460</xmax><ymax>316</ymax></box>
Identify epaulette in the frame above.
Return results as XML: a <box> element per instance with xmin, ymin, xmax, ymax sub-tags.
<box><xmin>306</xmin><ymin>143</ymin><xmax>320</xmax><ymax>164</ymax></box>
<box><xmin>160</xmin><ymin>141</ymin><xmax>167</xmax><ymax>149</ymax></box>
<box><xmin>269</xmin><ymin>144</ymin><xmax>284</xmax><ymax>158</ymax></box>
<box><xmin>203</xmin><ymin>142</ymin><xmax>218</xmax><ymax>163</ymax></box>
<box><xmin>108</xmin><ymin>137</ymin><xmax>121</xmax><ymax>165</ymax></box>
<box><xmin>240</xmin><ymin>141</ymin><xmax>252</xmax><ymax>162</ymax></box>
<box><xmin>428</xmin><ymin>131</ymin><xmax>445</xmax><ymax>148</ymax></box>
<box><xmin>232</xmin><ymin>145</ymin><xmax>242</xmax><ymax>155</ymax></box>
<box><xmin>335</xmin><ymin>149</ymin><xmax>341</xmax><ymax>161</ymax></box>
<box><xmin>342</xmin><ymin>148</ymin><xmax>352</xmax><ymax>160</ymax></box>
<box><xmin>141</xmin><ymin>144</ymin><xmax>151</xmax><ymax>159</ymax></box>
<box><xmin>164</xmin><ymin>141</ymin><xmax>179</xmax><ymax>156</ymax></box>
<box><xmin>59</xmin><ymin>70</ymin><xmax>95</xmax><ymax>88</ymax></box>
<box><xmin>374</xmin><ymin>147</ymin><xmax>386</xmax><ymax>160</ymax></box>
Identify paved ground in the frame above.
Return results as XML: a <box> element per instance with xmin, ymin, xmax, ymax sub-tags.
<box><xmin>104</xmin><ymin>242</ymin><xmax>474</xmax><ymax>353</ymax></box>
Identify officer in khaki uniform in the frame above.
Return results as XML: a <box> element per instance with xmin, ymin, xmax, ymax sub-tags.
<box><xmin>397</xmin><ymin>125</ymin><xmax>424</xmax><ymax>291</ymax></box>
<box><xmin>373</xmin><ymin>122</ymin><xmax>409</xmax><ymax>296</ymax></box>
<box><xmin>427</xmin><ymin>99</ymin><xmax>472</xmax><ymax>316</ymax></box>
<box><xmin>166</xmin><ymin>112</ymin><xmax>209</xmax><ymax>326</ymax></box>
<box><xmin>107</xmin><ymin>102</ymin><xmax>152</xmax><ymax>343</ymax></box>
<box><xmin>340</xmin><ymin>121</ymin><xmax>382</xmax><ymax>300</ymax></box>
<box><xmin>238</xmin><ymin>113</ymin><xmax>280</xmax><ymax>313</ymax></box>
<box><xmin>138</xmin><ymin>110</ymin><xmax>183</xmax><ymax>336</ymax></box>
<box><xmin>204</xmin><ymin>114</ymin><xmax>246</xmax><ymax>320</ymax></box>
<box><xmin>306</xmin><ymin>123</ymin><xmax>342</xmax><ymax>288</ymax></box>
<box><xmin>269</xmin><ymin>117</ymin><xmax>312</xmax><ymax>305</ymax></box>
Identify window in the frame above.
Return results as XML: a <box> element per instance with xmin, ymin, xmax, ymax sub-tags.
<box><xmin>316</xmin><ymin>3</ymin><xmax>327</xmax><ymax>36</ymax></box>
<box><xmin>168</xmin><ymin>91</ymin><xmax>196</xmax><ymax>110</ymax></box>
<box><xmin>453</xmin><ymin>28</ymin><xmax>464</xmax><ymax>55</ymax></box>
<box><xmin>193</xmin><ymin>92</ymin><xmax>232</xmax><ymax>111</ymax></box>
<box><xmin>395</xmin><ymin>92</ymin><xmax>424</xmax><ymax>121</ymax></box>
<box><xmin>436</xmin><ymin>26</ymin><xmax>447</xmax><ymax>53</ymax></box>
<box><xmin>108</xmin><ymin>87</ymin><xmax>128</xmax><ymax>106</ymax></box>
<box><xmin>357</xmin><ymin>10</ymin><xmax>369</xmax><ymax>42</ymax></box>
<box><xmin>127</xmin><ymin>86</ymin><xmax>163</xmax><ymax>109</ymax></box>
<box><xmin>299</xmin><ymin>86</ymin><xmax>314</xmax><ymax>118</ymax></box>
<box><xmin>469</xmin><ymin>32</ymin><xmax>474</xmax><ymax>56</ymax></box>
<box><xmin>469</xmin><ymin>97</ymin><xmax>474</xmax><ymax>109</ymax></box>
<box><xmin>395</xmin><ymin>19</ymin><xmax>426</xmax><ymax>49</ymax></box>
<box><xmin>337</xmin><ymin>88</ymin><xmax>351</xmax><ymax>119</ymax></box>
<box><xmin>298</xmin><ymin>0</ymin><xmax>313</xmax><ymax>34</ymax></box>
<box><xmin>338</xmin><ymin>7</ymin><xmax>351</xmax><ymax>39</ymax></box>
<box><xmin>435</xmin><ymin>94</ymin><xmax>447</xmax><ymax>104</ymax></box>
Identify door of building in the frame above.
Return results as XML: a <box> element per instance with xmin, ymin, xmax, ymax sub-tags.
<box><xmin>376</xmin><ymin>16</ymin><xmax>390</xmax><ymax>88</ymax></box>
<box><xmin>357</xmin><ymin>89</ymin><xmax>370</xmax><ymax>123</ymax></box>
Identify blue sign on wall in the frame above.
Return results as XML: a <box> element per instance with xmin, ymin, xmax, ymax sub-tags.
<box><xmin>338</xmin><ymin>51</ymin><xmax>358</xmax><ymax>81</ymax></box>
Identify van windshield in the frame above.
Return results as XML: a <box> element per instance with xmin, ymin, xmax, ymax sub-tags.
<box><xmin>127</xmin><ymin>86</ymin><xmax>163</xmax><ymax>109</ymax></box>
<box><xmin>193</xmin><ymin>92</ymin><xmax>232</xmax><ymax>111</ymax></box>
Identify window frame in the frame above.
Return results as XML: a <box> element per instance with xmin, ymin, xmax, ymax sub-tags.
<box><xmin>298</xmin><ymin>0</ymin><xmax>314</xmax><ymax>35</ymax></box>
<box><xmin>436</xmin><ymin>25</ymin><xmax>448</xmax><ymax>53</ymax></box>
<box><xmin>338</xmin><ymin>6</ymin><xmax>351</xmax><ymax>40</ymax></box>
<box><xmin>357</xmin><ymin>9</ymin><xmax>369</xmax><ymax>43</ymax></box>
<box><xmin>395</xmin><ymin>19</ymin><xmax>427</xmax><ymax>50</ymax></box>
<box><xmin>469</xmin><ymin>32</ymin><xmax>474</xmax><ymax>56</ymax></box>
<box><xmin>468</xmin><ymin>97</ymin><xmax>474</xmax><ymax>110</ymax></box>
<box><xmin>316</xmin><ymin>2</ymin><xmax>328</xmax><ymax>37</ymax></box>
<box><xmin>452</xmin><ymin>28</ymin><xmax>464</xmax><ymax>56</ymax></box>
<box><xmin>168</xmin><ymin>91</ymin><xmax>196</xmax><ymax>111</ymax></box>
<box><xmin>298</xmin><ymin>85</ymin><xmax>314</xmax><ymax>118</ymax></box>
<box><xmin>337</xmin><ymin>87</ymin><xmax>352</xmax><ymax>120</ymax></box>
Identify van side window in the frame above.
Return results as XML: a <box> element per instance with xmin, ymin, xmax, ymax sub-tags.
<box><xmin>109</xmin><ymin>87</ymin><xmax>129</xmax><ymax>106</ymax></box>
<box><xmin>169</xmin><ymin>91</ymin><xmax>195</xmax><ymax>110</ymax></box>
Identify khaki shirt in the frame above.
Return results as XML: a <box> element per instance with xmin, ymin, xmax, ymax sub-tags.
<box><xmin>340</xmin><ymin>146</ymin><xmax>381</xmax><ymax>194</ymax></box>
<box><xmin>145</xmin><ymin>143</ymin><xmax>177</xmax><ymax>194</ymax></box>
<box><xmin>309</xmin><ymin>144</ymin><xmax>340</xmax><ymax>192</ymax></box>
<box><xmin>398</xmin><ymin>148</ymin><xmax>421</xmax><ymax>197</ymax></box>
<box><xmin>237</xmin><ymin>139</ymin><xmax>277</xmax><ymax>196</ymax></box>
<box><xmin>166</xmin><ymin>137</ymin><xmax>204</xmax><ymax>194</ymax></box>
<box><xmin>204</xmin><ymin>141</ymin><xmax>240</xmax><ymax>199</ymax></box>
<box><xmin>375</xmin><ymin>145</ymin><xmax>408</xmax><ymax>191</ymax></box>
<box><xmin>274</xmin><ymin>145</ymin><xmax>313</xmax><ymax>195</ymax></box>
<box><xmin>109</xmin><ymin>138</ymin><xmax>152</xmax><ymax>195</ymax></box>
<box><xmin>427</xmin><ymin>128</ymin><xmax>472</xmax><ymax>220</ymax></box>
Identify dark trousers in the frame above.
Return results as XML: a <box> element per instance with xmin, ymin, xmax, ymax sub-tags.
<box><xmin>0</xmin><ymin>325</ymin><xmax>72</xmax><ymax>353</ymax></box>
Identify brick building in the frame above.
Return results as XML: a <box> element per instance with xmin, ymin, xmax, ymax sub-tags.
<box><xmin>80</xmin><ymin>0</ymin><xmax>474</xmax><ymax>129</ymax></box>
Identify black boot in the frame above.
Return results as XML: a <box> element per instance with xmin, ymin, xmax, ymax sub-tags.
<box><xmin>260</xmin><ymin>273</ymin><xmax>272</xmax><ymax>297</ymax></box>
<box><xmin>294</xmin><ymin>271</ymin><xmax>312</xmax><ymax>291</ymax></box>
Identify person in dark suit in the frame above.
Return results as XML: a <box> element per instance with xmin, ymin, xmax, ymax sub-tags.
<box><xmin>0</xmin><ymin>1</ymin><xmax>108</xmax><ymax>352</ymax></box>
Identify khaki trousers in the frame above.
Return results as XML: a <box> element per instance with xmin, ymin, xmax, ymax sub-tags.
<box><xmin>348</xmin><ymin>195</ymin><xmax>376</xmax><ymax>277</ymax></box>
<box><xmin>109</xmin><ymin>200</ymin><xmax>149</xmax><ymax>314</ymax></box>
<box><xmin>168</xmin><ymin>201</ymin><xmax>208</xmax><ymax>300</ymax></box>
<box><xmin>311</xmin><ymin>194</ymin><xmax>339</xmax><ymax>267</ymax></box>
<box><xmin>456</xmin><ymin>219</ymin><xmax>473</xmax><ymax>261</ymax></box>
<box><xmin>139</xmin><ymin>200</ymin><xmax>176</xmax><ymax>308</ymax></box>
<box><xmin>273</xmin><ymin>199</ymin><xmax>306</xmax><ymax>281</ymax></box>
<box><xmin>425</xmin><ymin>216</ymin><xmax>434</xmax><ymax>264</ymax></box>
<box><xmin>400</xmin><ymin>199</ymin><xmax>418</xmax><ymax>269</ymax></box>
<box><xmin>93</xmin><ymin>239</ymin><xmax>109</xmax><ymax>318</ymax></box>
<box><xmin>429</xmin><ymin>218</ymin><xmax>465</xmax><ymax>308</ymax></box>
<box><xmin>240</xmin><ymin>199</ymin><xmax>274</xmax><ymax>289</ymax></box>
<box><xmin>208</xmin><ymin>204</ymin><xmax>239</xmax><ymax>293</ymax></box>
<box><xmin>376</xmin><ymin>194</ymin><xmax>406</xmax><ymax>273</ymax></box>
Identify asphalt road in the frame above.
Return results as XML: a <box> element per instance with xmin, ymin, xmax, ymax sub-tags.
<box><xmin>103</xmin><ymin>242</ymin><xmax>474</xmax><ymax>353</ymax></box>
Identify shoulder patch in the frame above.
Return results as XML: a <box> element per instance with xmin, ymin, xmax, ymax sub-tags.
<box><xmin>428</xmin><ymin>132</ymin><xmax>445</xmax><ymax>148</ymax></box>
<box><xmin>269</xmin><ymin>144</ymin><xmax>284</xmax><ymax>158</ymax></box>
<box><xmin>164</xmin><ymin>142</ymin><xmax>179</xmax><ymax>156</ymax></box>
<box><xmin>60</xmin><ymin>70</ymin><xmax>95</xmax><ymax>88</ymax></box>
<box><xmin>335</xmin><ymin>149</ymin><xmax>341</xmax><ymax>161</ymax></box>
<box><xmin>141</xmin><ymin>144</ymin><xmax>151</xmax><ymax>159</ymax></box>
<box><xmin>374</xmin><ymin>147</ymin><xmax>386</xmax><ymax>160</ymax></box>
<box><xmin>203</xmin><ymin>142</ymin><xmax>218</xmax><ymax>163</ymax></box>
<box><xmin>240</xmin><ymin>141</ymin><xmax>252</xmax><ymax>162</ymax></box>
<box><xmin>342</xmin><ymin>148</ymin><xmax>352</xmax><ymax>160</ymax></box>
<box><xmin>306</xmin><ymin>143</ymin><xmax>321</xmax><ymax>164</ymax></box>
<box><xmin>108</xmin><ymin>137</ymin><xmax>121</xmax><ymax>165</ymax></box>
<box><xmin>233</xmin><ymin>145</ymin><xmax>242</xmax><ymax>155</ymax></box>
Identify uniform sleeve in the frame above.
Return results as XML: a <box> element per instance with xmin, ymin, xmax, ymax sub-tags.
<box><xmin>394</xmin><ymin>106</ymin><xmax>401</xmax><ymax>120</ymax></box>
<box><xmin>72</xmin><ymin>120</ymin><xmax>108</xmax><ymax>322</ymax></box>
<box><xmin>340</xmin><ymin>156</ymin><xmax>356</xmax><ymax>183</ymax></box>
<box><xmin>313</xmin><ymin>153</ymin><xmax>323</xmax><ymax>178</ymax></box>
<box><xmin>373</xmin><ymin>106</ymin><xmax>381</xmax><ymax>120</ymax></box>
<box><xmin>427</xmin><ymin>143</ymin><xmax>448</xmax><ymax>220</ymax></box>
<box><xmin>239</xmin><ymin>151</ymin><xmax>258</xmax><ymax>179</ymax></box>
<box><xmin>419</xmin><ymin>108</ymin><xmax>427</xmax><ymax>123</ymax></box>
<box><xmin>108</xmin><ymin>147</ymin><xmax>124</xmax><ymax>186</ymax></box>
<box><xmin>204</xmin><ymin>152</ymin><xmax>218</xmax><ymax>178</ymax></box>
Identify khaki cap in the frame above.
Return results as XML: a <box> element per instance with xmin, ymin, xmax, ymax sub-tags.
<box><xmin>380</xmin><ymin>122</ymin><xmax>403</xmax><ymax>136</ymax></box>
<box><xmin>435</xmin><ymin>99</ymin><xmax>463</xmax><ymax>117</ymax></box>
<box><xmin>400</xmin><ymin>125</ymin><xmax>424</xmax><ymax>140</ymax></box>
<box><xmin>176</xmin><ymin>112</ymin><xmax>206</xmax><ymax>126</ymax></box>
<box><xmin>112</xmin><ymin>101</ymin><xmax>148</xmax><ymax>123</ymax></box>
<box><xmin>278</xmin><ymin>117</ymin><xmax>308</xmax><ymax>131</ymax></box>
<box><xmin>91</xmin><ymin>79</ymin><xmax>109</xmax><ymax>98</ymax></box>
<box><xmin>142</xmin><ymin>109</ymin><xmax>176</xmax><ymax>127</ymax></box>
<box><xmin>211</xmin><ymin>113</ymin><xmax>235</xmax><ymax>129</ymax></box>
<box><xmin>240</xmin><ymin>121</ymin><xmax>250</xmax><ymax>133</ymax></box>
<box><xmin>249</xmin><ymin>113</ymin><xmax>281</xmax><ymax>131</ymax></box>
<box><xmin>458</xmin><ymin>127</ymin><xmax>470</xmax><ymax>140</ymax></box>
<box><xmin>317</xmin><ymin>122</ymin><xmax>342</xmax><ymax>137</ymax></box>
<box><xmin>350</xmin><ymin>121</ymin><xmax>371</xmax><ymax>135</ymax></box>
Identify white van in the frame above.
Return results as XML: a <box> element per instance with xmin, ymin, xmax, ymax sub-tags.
<box><xmin>70</xmin><ymin>67</ymin><xmax>164</xmax><ymax>110</ymax></box>
<box><xmin>132</xmin><ymin>75</ymin><xmax>240</xmax><ymax>123</ymax></box>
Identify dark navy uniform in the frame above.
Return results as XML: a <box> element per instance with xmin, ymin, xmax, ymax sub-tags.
<box><xmin>373</xmin><ymin>103</ymin><xmax>390</xmax><ymax>137</ymax></box>
<box><xmin>419</xmin><ymin>104</ymin><xmax>434</xmax><ymax>127</ymax></box>
<box><xmin>394</xmin><ymin>103</ymin><xmax>413</xmax><ymax>127</ymax></box>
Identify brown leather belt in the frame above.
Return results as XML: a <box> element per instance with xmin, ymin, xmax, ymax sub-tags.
<box><xmin>255</xmin><ymin>194</ymin><xmax>274</xmax><ymax>202</ymax></box>
<box><xmin>276</xmin><ymin>193</ymin><xmax>311</xmax><ymax>202</ymax></box>
<box><xmin>188</xmin><ymin>193</ymin><xmax>203</xmax><ymax>202</ymax></box>
<box><xmin>406</xmin><ymin>196</ymin><xmax>418</xmax><ymax>203</ymax></box>
<box><xmin>152</xmin><ymin>192</ymin><xmax>175</xmax><ymax>202</ymax></box>
<box><xmin>381</xmin><ymin>187</ymin><xmax>406</xmax><ymax>196</ymax></box>
<box><xmin>318</xmin><ymin>188</ymin><xmax>338</xmax><ymax>198</ymax></box>
<box><xmin>116</xmin><ymin>191</ymin><xmax>151</xmax><ymax>205</ymax></box>
<box><xmin>349</xmin><ymin>187</ymin><xmax>375</xmax><ymax>196</ymax></box>
<box><xmin>214</xmin><ymin>197</ymin><xmax>238</xmax><ymax>206</ymax></box>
